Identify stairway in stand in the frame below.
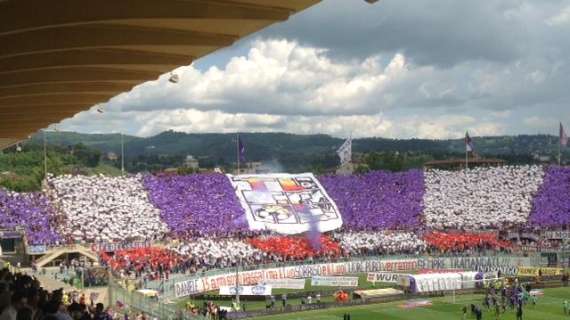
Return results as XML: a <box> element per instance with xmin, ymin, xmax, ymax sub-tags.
<box><xmin>33</xmin><ymin>245</ymin><xmax>98</xmax><ymax>268</ymax></box>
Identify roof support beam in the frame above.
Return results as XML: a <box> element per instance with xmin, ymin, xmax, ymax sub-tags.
<box><xmin>0</xmin><ymin>49</ymin><xmax>192</xmax><ymax>74</ymax></box>
<box><xmin>0</xmin><ymin>82</ymin><xmax>138</xmax><ymax>98</ymax></box>
<box><xmin>0</xmin><ymin>0</ymin><xmax>292</xmax><ymax>36</ymax></box>
<box><xmin>0</xmin><ymin>24</ymin><xmax>236</xmax><ymax>59</ymax></box>
<box><xmin>0</xmin><ymin>104</ymin><xmax>94</xmax><ymax>115</ymax></box>
<box><xmin>0</xmin><ymin>93</ymin><xmax>114</xmax><ymax>107</ymax></box>
<box><xmin>0</xmin><ymin>67</ymin><xmax>160</xmax><ymax>88</ymax></box>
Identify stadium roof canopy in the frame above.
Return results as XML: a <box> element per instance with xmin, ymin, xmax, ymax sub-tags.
<box><xmin>0</xmin><ymin>0</ymin><xmax>321</xmax><ymax>148</ymax></box>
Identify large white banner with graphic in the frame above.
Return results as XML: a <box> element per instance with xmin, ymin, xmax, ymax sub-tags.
<box><xmin>227</xmin><ymin>173</ymin><xmax>342</xmax><ymax>234</ymax></box>
<box><xmin>174</xmin><ymin>255</ymin><xmax>531</xmax><ymax>298</ymax></box>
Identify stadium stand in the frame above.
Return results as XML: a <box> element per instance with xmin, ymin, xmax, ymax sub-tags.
<box><xmin>423</xmin><ymin>165</ymin><xmax>544</xmax><ymax>230</ymax></box>
<box><xmin>0</xmin><ymin>166</ymin><xmax>569</xmax><ymax>273</ymax></box>
<box><xmin>332</xmin><ymin>231</ymin><xmax>426</xmax><ymax>255</ymax></box>
<box><xmin>319</xmin><ymin>170</ymin><xmax>425</xmax><ymax>230</ymax></box>
<box><xmin>0</xmin><ymin>268</ymin><xmax>117</xmax><ymax>319</ymax></box>
<box><xmin>170</xmin><ymin>237</ymin><xmax>265</xmax><ymax>271</ymax></box>
<box><xmin>143</xmin><ymin>173</ymin><xmax>248</xmax><ymax>236</ymax></box>
<box><xmin>529</xmin><ymin>166</ymin><xmax>570</xmax><ymax>226</ymax></box>
<box><xmin>0</xmin><ymin>189</ymin><xmax>60</xmax><ymax>245</ymax></box>
<box><xmin>45</xmin><ymin>174</ymin><xmax>167</xmax><ymax>243</ymax></box>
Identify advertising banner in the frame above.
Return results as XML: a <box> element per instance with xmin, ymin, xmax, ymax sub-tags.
<box><xmin>543</xmin><ymin>231</ymin><xmax>570</xmax><ymax>240</ymax></box>
<box><xmin>517</xmin><ymin>267</ymin><xmax>563</xmax><ymax>277</ymax></box>
<box><xmin>175</xmin><ymin>278</ymin><xmax>201</xmax><ymax>298</ymax></box>
<box><xmin>367</xmin><ymin>272</ymin><xmax>407</xmax><ymax>283</ymax></box>
<box><xmin>261</xmin><ymin>278</ymin><xmax>306</xmax><ymax>289</ymax></box>
<box><xmin>219</xmin><ymin>285</ymin><xmax>272</xmax><ymax>296</ymax></box>
<box><xmin>92</xmin><ymin>241</ymin><xmax>151</xmax><ymax>252</ymax></box>
<box><xmin>174</xmin><ymin>255</ymin><xmax>531</xmax><ymax>298</ymax></box>
<box><xmin>227</xmin><ymin>173</ymin><xmax>342</xmax><ymax>234</ymax></box>
<box><xmin>26</xmin><ymin>245</ymin><xmax>47</xmax><ymax>255</ymax></box>
<box><xmin>311</xmin><ymin>276</ymin><xmax>358</xmax><ymax>287</ymax></box>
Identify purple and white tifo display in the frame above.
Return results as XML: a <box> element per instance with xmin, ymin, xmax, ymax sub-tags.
<box><xmin>227</xmin><ymin>173</ymin><xmax>343</xmax><ymax>234</ymax></box>
<box><xmin>4</xmin><ymin>165</ymin><xmax>570</xmax><ymax>244</ymax></box>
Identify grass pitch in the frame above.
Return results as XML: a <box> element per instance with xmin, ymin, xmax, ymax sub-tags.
<box><xmin>253</xmin><ymin>287</ymin><xmax>570</xmax><ymax>320</ymax></box>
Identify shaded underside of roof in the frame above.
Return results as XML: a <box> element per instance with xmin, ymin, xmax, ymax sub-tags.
<box><xmin>0</xmin><ymin>0</ymin><xmax>321</xmax><ymax>148</ymax></box>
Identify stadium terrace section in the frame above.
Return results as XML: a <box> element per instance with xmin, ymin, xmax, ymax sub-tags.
<box><xmin>170</xmin><ymin>238</ymin><xmax>265</xmax><ymax>271</ymax></box>
<box><xmin>0</xmin><ymin>166</ymin><xmax>569</xmax><ymax>246</ymax></box>
<box><xmin>423</xmin><ymin>165</ymin><xmax>544</xmax><ymax>230</ymax></box>
<box><xmin>143</xmin><ymin>173</ymin><xmax>248</xmax><ymax>236</ymax></box>
<box><xmin>332</xmin><ymin>231</ymin><xmax>426</xmax><ymax>255</ymax></box>
<box><xmin>0</xmin><ymin>189</ymin><xmax>60</xmax><ymax>245</ymax></box>
<box><xmin>529</xmin><ymin>166</ymin><xmax>570</xmax><ymax>226</ymax></box>
<box><xmin>319</xmin><ymin>170</ymin><xmax>425</xmax><ymax>229</ymax></box>
<box><xmin>423</xmin><ymin>231</ymin><xmax>511</xmax><ymax>252</ymax></box>
<box><xmin>45</xmin><ymin>174</ymin><xmax>167</xmax><ymax>242</ymax></box>
<box><xmin>248</xmin><ymin>235</ymin><xmax>342</xmax><ymax>259</ymax></box>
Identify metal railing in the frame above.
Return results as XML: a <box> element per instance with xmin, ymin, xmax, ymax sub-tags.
<box><xmin>108</xmin><ymin>276</ymin><xmax>206</xmax><ymax>320</ymax></box>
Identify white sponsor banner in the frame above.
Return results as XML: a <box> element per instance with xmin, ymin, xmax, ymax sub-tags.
<box><xmin>311</xmin><ymin>276</ymin><xmax>358</xmax><ymax>287</ymax></box>
<box><xmin>261</xmin><ymin>278</ymin><xmax>306</xmax><ymax>289</ymax></box>
<box><xmin>92</xmin><ymin>240</ymin><xmax>151</xmax><ymax>252</ymax></box>
<box><xmin>227</xmin><ymin>173</ymin><xmax>342</xmax><ymax>234</ymax></box>
<box><xmin>219</xmin><ymin>285</ymin><xmax>272</xmax><ymax>296</ymax></box>
<box><xmin>543</xmin><ymin>231</ymin><xmax>570</xmax><ymax>240</ymax></box>
<box><xmin>367</xmin><ymin>272</ymin><xmax>407</xmax><ymax>283</ymax></box>
<box><xmin>26</xmin><ymin>245</ymin><xmax>48</xmax><ymax>255</ymax></box>
<box><xmin>174</xmin><ymin>256</ymin><xmax>531</xmax><ymax>298</ymax></box>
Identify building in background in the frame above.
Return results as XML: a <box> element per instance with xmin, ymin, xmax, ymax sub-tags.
<box><xmin>184</xmin><ymin>155</ymin><xmax>200</xmax><ymax>170</ymax></box>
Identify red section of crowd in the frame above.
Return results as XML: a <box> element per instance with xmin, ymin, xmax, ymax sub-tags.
<box><xmin>248</xmin><ymin>235</ymin><xmax>341</xmax><ymax>259</ymax></box>
<box><xmin>100</xmin><ymin>247</ymin><xmax>181</xmax><ymax>274</ymax></box>
<box><xmin>424</xmin><ymin>231</ymin><xmax>512</xmax><ymax>251</ymax></box>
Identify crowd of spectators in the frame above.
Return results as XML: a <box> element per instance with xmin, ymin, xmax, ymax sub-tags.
<box><xmin>0</xmin><ymin>268</ymin><xmax>116</xmax><ymax>320</ymax></box>
<box><xmin>0</xmin><ymin>189</ymin><xmax>61</xmax><ymax>245</ymax></box>
<box><xmin>319</xmin><ymin>170</ymin><xmax>425</xmax><ymax>230</ymax></box>
<box><xmin>94</xmin><ymin>230</ymin><xmax>529</xmax><ymax>281</ymax></box>
<box><xmin>332</xmin><ymin>231</ymin><xmax>426</xmax><ymax>256</ymax></box>
<box><xmin>423</xmin><ymin>166</ymin><xmax>544</xmax><ymax>230</ymax></box>
<box><xmin>423</xmin><ymin>231</ymin><xmax>512</xmax><ymax>253</ymax></box>
<box><xmin>170</xmin><ymin>237</ymin><xmax>266</xmax><ymax>272</ymax></box>
<box><xmin>99</xmin><ymin>247</ymin><xmax>181</xmax><ymax>283</ymax></box>
<box><xmin>46</xmin><ymin>174</ymin><xmax>167</xmax><ymax>243</ymax></box>
<box><xmin>0</xmin><ymin>165</ymin><xmax>566</xmax><ymax>275</ymax></box>
<box><xmin>248</xmin><ymin>235</ymin><xmax>342</xmax><ymax>260</ymax></box>
<box><xmin>143</xmin><ymin>173</ymin><xmax>248</xmax><ymax>237</ymax></box>
<box><xmin>529</xmin><ymin>166</ymin><xmax>570</xmax><ymax>227</ymax></box>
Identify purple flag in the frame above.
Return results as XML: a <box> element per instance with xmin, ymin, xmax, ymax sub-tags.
<box><xmin>560</xmin><ymin>123</ymin><xmax>568</xmax><ymax>147</ymax></box>
<box><xmin>238</xmin><ymin>135</ymin><xmax>246</xmax><ymax>162</ymax></box>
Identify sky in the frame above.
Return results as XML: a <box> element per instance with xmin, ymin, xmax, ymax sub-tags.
<box><xmin>57</xmin><ymin>0</ymin><xmax>570</xmax><ymax>139</ymax></box>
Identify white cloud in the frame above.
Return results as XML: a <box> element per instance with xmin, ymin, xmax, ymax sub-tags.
<box><xmin>56</xmin><ymin>33</ymin><xmax>567</xmax><ymax>139</ymax></box>
<box><xmin>523</xmin><ymin>116</ymin><xmax>555</xmax><ymax>129</ymax></box>
<box><xmin>105</xmin><ymin>39</ymin><xmax>408</xmax><ymax>117</ymax></box>
<box><xmin>55</xmin><ymin>0</ymin><xmax>570</xmax><ymax>140</ymax></box>
<box><xmin>546</xmin><ymin>5</ymin><xmax>570</xmax><ymax>26</ymax></box>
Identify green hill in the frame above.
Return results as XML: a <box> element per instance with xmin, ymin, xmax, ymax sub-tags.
<box><xmin>0</xmin><ymin>130</ymin><xmax>560</xmax><ymax>191</ymax></box>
